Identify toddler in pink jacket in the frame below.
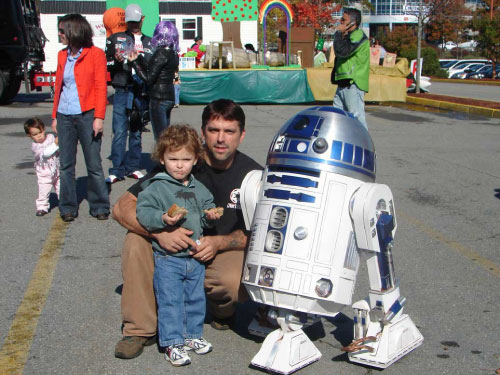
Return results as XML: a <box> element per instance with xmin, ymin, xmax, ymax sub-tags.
<box><xmin>24</xmin><ymin>118</ymin><xmax>60</xmax><ymax>216</ymax></box>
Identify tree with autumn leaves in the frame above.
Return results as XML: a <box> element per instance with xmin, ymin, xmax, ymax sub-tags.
<box><xmin>290</xmin><ymin>0</ymin><xmax>341</xmax><ymax>32</ymax></box>
<box><xmin>470</xmin><ymin>0</ymin><xmax>499</xmax><ymax>77</ymax></box>
<box><xmin>424</xmin><ymin>0</ymin><xmax>470</xmax><ymax>52</ymax></box>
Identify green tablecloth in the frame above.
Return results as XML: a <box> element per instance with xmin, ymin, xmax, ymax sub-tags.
<box><xmin>178</xmin><ymin>69</ymin><xmax>315</xmax><ymax>104</ymax></box>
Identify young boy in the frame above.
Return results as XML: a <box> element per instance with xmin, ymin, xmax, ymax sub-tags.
<box><xmin>136</xmin><ymin>125</ymin><xmax>222</xmax><ymax>366</ymax></box>
<box><xmin>24</xmin><ymin>117</ymin><xmax>60</xmax><ymax>216</ymax></box>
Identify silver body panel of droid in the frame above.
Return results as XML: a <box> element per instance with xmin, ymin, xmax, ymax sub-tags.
<box><xmin>242</xmin><ymin>107</ymin><xmax>376</xmax><ymax>317</ymax></box>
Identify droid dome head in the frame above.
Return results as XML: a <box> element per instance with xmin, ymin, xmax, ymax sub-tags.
<box><xmin>267</xmin><ymin>107</ymin><xmax>376</xmax><ymax>182</ymax></box>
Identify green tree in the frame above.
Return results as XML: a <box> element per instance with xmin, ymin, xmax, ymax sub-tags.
<box><xmin>400</xmin><ymin>46</ymin><xmax>447</xmax><ymax>77</ymax></box>
<box><xmin>470</xmin><ymin>10</ymin><xmax>500</xmax><ymax>77</ymax></box>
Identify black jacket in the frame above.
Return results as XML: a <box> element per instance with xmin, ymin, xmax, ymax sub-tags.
<box><xmin>131</xmin><ymin>47</ymin><xmax>179</xmax><ymax>101</ymax></box>
<box><xmin>106</xmin><ymin>31</ymin><xmax>152</xmax><ymax>88</ymax></box>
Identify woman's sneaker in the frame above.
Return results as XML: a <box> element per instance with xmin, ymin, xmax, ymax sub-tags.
<box><xmin>165</xmin><ymin>344</ymin><xmax>191</xmax><ymax>366</ymax></box>
<box><xmin>184</xmin><ymin>338</ymin><xmax>213</xmax><ymax>354</ymax></box>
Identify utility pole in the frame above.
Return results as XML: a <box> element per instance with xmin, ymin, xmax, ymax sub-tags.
<box><xmin>416</xmin><ymin>0</ymin><xmax>423</xmax><ymax>93</ymax></box>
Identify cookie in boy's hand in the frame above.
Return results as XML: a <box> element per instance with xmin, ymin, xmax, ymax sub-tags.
<box><xmin>167</xmin><ymin>203</ymin><xmax>188</xmax><ymax>218</ymax></box>
<box><xmin>204</xmin><ymin>207</ymin><xmax>224</xmax><ymax>216</ymax></box>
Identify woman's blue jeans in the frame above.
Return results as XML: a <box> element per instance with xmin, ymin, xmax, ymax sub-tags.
<box><xmin>153</xmin><ymin>254</ymin><xmax>206</xmax><ymax>347</ymax></box>
<box><xmin>56</xmin><ymin>110</ymin><xmax>110</xmax><ymax>216</ymax></box>
<box><xmin>149</xmin><ymin>98</ymin><xmax>174</xmax><ymax>140</ymax></box>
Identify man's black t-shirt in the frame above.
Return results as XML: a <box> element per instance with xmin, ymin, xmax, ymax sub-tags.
<box><xmin>129</xmin><ymin>151</ymin><xmax>262</xmax><ymax>236</ymax></box>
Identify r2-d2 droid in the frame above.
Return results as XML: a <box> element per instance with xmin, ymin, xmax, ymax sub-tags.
<box><xmin>240</xmin><ymin>107</ymin><xmax>423</xmax><ymax>374</ymax></box>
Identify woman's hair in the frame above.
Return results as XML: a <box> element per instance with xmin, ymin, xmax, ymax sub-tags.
<box><xmin>24</xmin><ymin>117</ymin><xmax>45</xmax><ymax>134</ymax></box>
<box><xmin>58</xmin><ymin>14</ymin><xmax>93</xmax><ymax>49</ymax></box>
<box><xmin>151</xmin><ymin>21</ymin><xmax>179</xmax><ymax>52</ymax></box>
<box><xmin>152</xmin><ymin>125</ymin><xmax>203</xmax><ymax>162</ymax></box>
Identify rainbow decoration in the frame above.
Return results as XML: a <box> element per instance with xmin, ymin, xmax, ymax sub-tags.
<box><xmin>258</xmin><ymin>0</ymin><xmax>294</xmax><ymax>24</ymax></box>
<box><xmin>259</xmin><ymin>0</ymin><xmax>294</xmax><ymax>65</ymax></box>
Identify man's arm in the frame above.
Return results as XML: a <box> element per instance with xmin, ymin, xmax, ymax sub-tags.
<box><xmin>112</xmin><ymin>191</ymin><xmax>197</xmax><ymax>252</ymax></box>
<box><xmin>333</xmin><ymin>28</ymin><xmax>366</xmax><ymax>58</ymax></box>
<box><xmin>191</xmin><ymin>229</ymin><xmax>248</xmax><ymax>262</ymax></box>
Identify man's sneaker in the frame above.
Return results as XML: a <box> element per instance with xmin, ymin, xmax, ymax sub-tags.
<box><xmin>105</xmin><ymin>175</ymin><xmax>124</xmax><ymax>184</ymax></box>
<box><xmin>165</xmin><ymin>344</ymin><xmax>191</xmax><ymax>366</ymax></box>
<box><xmin>210</xmin><ymin>316</ymin><xmax>232</xmax><ymax>331</ymax></box>
<box><xmin>184</xmin><ymin>337</ymin><xmax>213</xmax><ymax>355</ymax></box>
<box><xmin>127</xmin><ymin>170</ymin><xmax>144</xmax><ymax>180</ymax></box>
<box><xmin>114</xmin><ymin>335</ymin><xmax>156</xmax><ymax>359</ymax></box>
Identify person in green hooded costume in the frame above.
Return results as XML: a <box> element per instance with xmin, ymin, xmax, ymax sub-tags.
<box><xmin>330</xmin><ymin>8</ymin><xmax>369</xmax><ymax>129</ymax></box>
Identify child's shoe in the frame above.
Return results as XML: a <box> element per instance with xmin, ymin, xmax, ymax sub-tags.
<box><xmin>165</xmin><ymin>344</ymin><xmax>191</xmax><ymax>366</ymax></box>
<box><xmin>36</xmin><ymin>210</ymin><xmax>48</xmax><ymax>217</ymax></box>
<box><xmin>184</xmin><ymin>337</ymin><xmax>213</xmax><ymax>354</ymax></box>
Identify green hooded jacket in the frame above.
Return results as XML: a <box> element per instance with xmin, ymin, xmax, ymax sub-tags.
<box><xmin>331</xmin><ymin>29</ymin><xmax>370</xmax><ymax>92</ymax></box>
<box><xmin>136</xmin><ymin>172</ymin><xmax>215</xmax><ymax>256</ymax></box>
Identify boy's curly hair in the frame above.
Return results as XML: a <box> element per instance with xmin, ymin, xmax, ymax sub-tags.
<box><xmin>152</xmin><ymin>125</ymin><xmax>204</xmax><ymax>162</ymax></box>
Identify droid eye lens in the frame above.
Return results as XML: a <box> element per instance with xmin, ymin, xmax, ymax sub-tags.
<box><xmin>293</xmin><ymin>117</ymin><xmax>309</xmax><ymax>130</ymax></box>
<box><xmin>313</xmin><ymin>138</ymin><xmax>328</xmax><ymax>153</ymax></box>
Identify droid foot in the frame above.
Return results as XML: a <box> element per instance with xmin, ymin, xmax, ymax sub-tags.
<box><xmin>347</xmin><ymin>314</ymin><xmax>423</xmax><ymax>368</ymax></box>
<box><xmin>251</xmin><ymin>328</ymin><xmax>321</xmax><ymax>374</ymax></box>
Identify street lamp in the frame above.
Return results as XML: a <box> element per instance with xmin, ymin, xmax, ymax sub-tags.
<box><xmin>416</xmin><ymin>0</ymin><xmax>423</xmax><ymax>93</ymax></box>
<box><xmin>404</xmin><ymin>1</ymin><xmax>429</xmax><ymax>93</ymax></box>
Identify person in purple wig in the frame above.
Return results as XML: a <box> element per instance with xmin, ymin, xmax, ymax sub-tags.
<box><xmin>128</xmin><ymin>21</ymin><xmax>179</xmax><ymax>139</ymax></box>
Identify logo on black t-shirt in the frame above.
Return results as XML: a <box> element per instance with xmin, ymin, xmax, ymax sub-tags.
<box><xmin>228</xmin><ymin>188</ymin><xmax>241</xmax><ymax>210</ymax></box>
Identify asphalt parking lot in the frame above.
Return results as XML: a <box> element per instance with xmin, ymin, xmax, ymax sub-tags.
<box><xmin>0</xmin><ymin>93</ymin><xmax>499</xmax><ymax>375</ymax></box>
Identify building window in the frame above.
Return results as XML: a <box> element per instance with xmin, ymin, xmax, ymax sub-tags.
<box><xmin>182</xmin><ymin>18</ymin><xmax>196</xmax><ymax>40</ymax></box>
<box><xmin>161</xmin><ymin>18</ymin><xmax>176</xmax><ymax>26</ymax></box>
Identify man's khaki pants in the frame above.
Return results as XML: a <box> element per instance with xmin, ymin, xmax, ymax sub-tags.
<box><xmin>121</xmin><ymin>232</ymin><xmax>247</xmax><ymax>337</ymax></box>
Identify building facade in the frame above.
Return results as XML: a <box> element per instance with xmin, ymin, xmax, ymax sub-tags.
<box><xmin>39</xmin><ymin>0</ymin><xmax>258</xmax><ymax>71</ymax></box>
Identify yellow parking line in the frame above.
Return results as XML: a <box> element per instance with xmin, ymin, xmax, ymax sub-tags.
<box><xmin>0</xmin><ymin>216</ymin><xmax>68</xmax><ymax>375</ymax></box>
<box><xmin>398</xmin><ymin>211</ymin><xmax>500</xmax><ymax>277</ymax></box>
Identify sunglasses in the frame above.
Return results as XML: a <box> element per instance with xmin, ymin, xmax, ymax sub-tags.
<box><xmin>58</xmin><ymin>28</ymin><xmax>64</xmax><ymax>34</ymax></box>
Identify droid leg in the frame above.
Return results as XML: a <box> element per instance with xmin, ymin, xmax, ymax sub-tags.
<box><xmin>250</xmin><ymin>309</ymin><xmax>322</xmax><ymax>375</ymax></box>
<box><xmin>346</xmin><ymin>213</ymin><xmax>423</xmax><ymax>368</ymax></box>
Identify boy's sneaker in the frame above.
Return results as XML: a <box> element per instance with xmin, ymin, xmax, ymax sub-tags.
<box><xmin>184</xmin><ymin>338</ymin><xmax>213</xmax><ymax>355</ymax></box>
<box><xmin>36</xmin><ymin>210</ymin><xmax>48</xmax><ymax>217</ymax></box>
<box><xmin>165</xmin><ymin>344</ymin><xmax>191</xmax><ymax>366</ymax></box>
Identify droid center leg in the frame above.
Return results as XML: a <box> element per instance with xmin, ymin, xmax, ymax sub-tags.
<box><xmin>249</xmin><ymin>308</ymin><xmax>322</xmax><ymax>375</ymax></box>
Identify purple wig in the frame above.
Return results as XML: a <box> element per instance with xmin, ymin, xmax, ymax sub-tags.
<box><xmin>151</xmin><ymin>21</ymin><xmax>179</xmax><ymax>52</ymax></box>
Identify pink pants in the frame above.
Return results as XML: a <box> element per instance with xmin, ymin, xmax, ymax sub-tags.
<box><xmin>36</xmin><ymin>169</ymin><xmax>60</xmax><ymax>212</ymax></box>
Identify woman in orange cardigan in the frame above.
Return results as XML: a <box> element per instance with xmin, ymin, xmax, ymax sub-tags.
<box><xmin>51</xmin><ymin>14</ymin><xmax>110</xmax><ymax>222</ymax></box>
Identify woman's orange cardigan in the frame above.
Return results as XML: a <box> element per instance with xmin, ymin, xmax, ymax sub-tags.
<box><xmin>52</xmin><ymin>46</ymin><xmax>107</xmax><ymax>120</ymax></box>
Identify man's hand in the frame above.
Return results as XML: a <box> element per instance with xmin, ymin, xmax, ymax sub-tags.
<box><xmin>153</xmin><ymin>227</ymin><xmax>196</xmax><ymax>253</ymax></box>
<box><xmin>114</xmin><ymin>51</ymin><xmax>125</xmax><ymax>62</ymax></box>
<box><xmin>51</xmin><ymin>119</ymin><xmax>57</xmax><ymax>134</ymax></box>
<box><xmin>127</xmin><ymin>51</ymin><xmax>139</xmax><ymax>62</ymax></box>
<box><xmin>337</xmin><ymin>22</ymin><xmax>356</xmax><ymax>35</ymax></box>
<box><xmin>190</xmin><ymin>235</ymin><xmax>222</xmax><ymax>262</ymax></box>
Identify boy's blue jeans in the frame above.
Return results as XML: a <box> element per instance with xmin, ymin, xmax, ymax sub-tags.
<box><xmin>153</xmin><ymin>253</ymin><xmax>206</xmax><ymax>347</ymax></box>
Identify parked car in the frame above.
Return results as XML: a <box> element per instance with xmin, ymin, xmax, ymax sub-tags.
<box><xmin>448</xmin><ymin>62</ymin><xmax>485</xmax><ymax>78</ymax></box>
<box><xmin>467</xmin><ymin>65</ymin><xmax>500</xmax><ymax>79</ymax></box>
<box><xmin>450</xmin><ymin>64</ymin><xmax>486</xmax><ymax>79</ymax></box>
<box><xmin>440</xmin><ymin>41</ymin><xmax>457</xmax><ymax>50</ymax></box>
<box><xmin>458</xmin><ymin>40</ymin><xmax>477</xmax><ymax>50</ymax></box>
<box><xmin>445</xmin><ymin>59</ymin><xmax>490</xmax><ymax>72</ymax></box>
<box><xmin>439</xmin><ymin>59</ymin><xmax>459</xmax><ymax>70</ymax></box>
